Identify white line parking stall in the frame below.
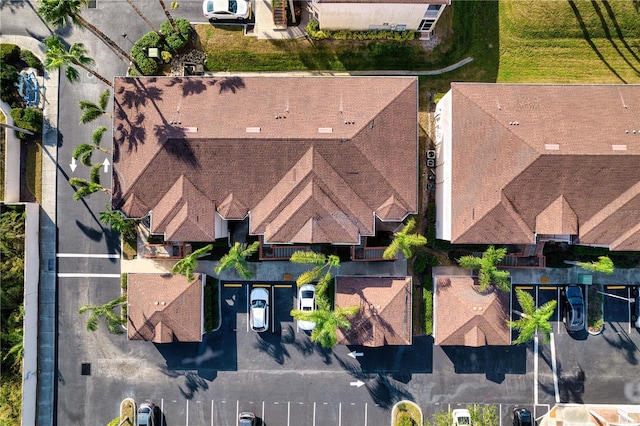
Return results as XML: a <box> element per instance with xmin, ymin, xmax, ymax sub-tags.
<box><xmin>314</xmin><ymin>402</ymin><xmax>341</xmax><ymax>425</ymax></box>
<box><xmin>189</xmin><ymin>399</ymin><xmax>211</xmax><ymax>426</ymax></box>
<box><xmin>289</xmin><ymin>401</ymin><xmax>314</xmax><ymax>426</ymax></box>
<box><xmin>160</xmin><ymin>398</ymin><xmax>187</xmax><ymax>426</ymax></box>
<box><xmin>211</xmin><ymin>400</ymin><xmax>236</xmax><ymax>426</ymax></box>
<box><xmin>340</xmin><ymin>401</ymin><xmax>368</xmax><ymax>426</ymax></box>
<box><xmin>262</xmin><ymin>400</ymin><xmax>290</xmax><ymax>425</ymax></box>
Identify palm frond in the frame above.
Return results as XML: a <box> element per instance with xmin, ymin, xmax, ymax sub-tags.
<box><xmin>73</xmin><ymin>144</ymin><xmax>94</xmax><ymax>166</ymax></box>
<box><xmin>383</xmin><ymin>239</ymin><xmax>400</xmax><ymax>260</ymax></box>
<box><xmin>98</xmin><ymin>89</ymin><xmax>111</xmax><ymax>110</ymax></box>
<box><xmin>65</xmin><ymin>66</ymin><xmax>81</xmax><ymax>83</ymax></box>
<box><xmin>93</xmin><ymin>126</ymin><xmax>107</xmax><ymax>146</ymax></box>
<box><xmin>90</xmin><ymin>164</ymin><xmax>101</xmax><ymax>185</ymax></box>
<box><xmin>457</xmin><ymin>255</ymin><xmax>482</xmax><ymax>269</ymax></box>
<box><xmin>295</xmin><ymin>269</ymin><xmax>318</xmax><ymax>286</ymax></box>
<box><xmin>290</xmin><ymin>251</ymin><xmax>326</xmax><ymax>265</ymax></box>
<box><xmin>515</xmin><ymin>289</ymin><xmax>536</xmax><ymax>316</ymax></box>
<box><xmin>234</xmin><ymin>260</ymin><xmax>253</xmax><ymax>279</ymax></box>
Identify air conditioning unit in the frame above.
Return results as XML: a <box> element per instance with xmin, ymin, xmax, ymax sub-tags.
<box><xmin>427</xmin><ymin>150</ymin><xmax>436</xmax><ymax>159</ymax></box>
<box><xmin>426</xmin><ymin>159</ymin><xmax>436</xmax><ymax>168</ymax></box>
<box><xmin>427</xmin><ymin>183</ymin><xmax>436</xmax><ymax>191</ymax></box>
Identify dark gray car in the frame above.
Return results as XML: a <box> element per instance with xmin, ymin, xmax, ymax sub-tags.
<box><xmin>563</xmin><ymin>285</ymin><xmax>585</xmax><ymax>333</ymax></box>
<box><xmin>239</xmin><ymin>412</ymin><xmax>256</xmax><ymax>426</ymax></box>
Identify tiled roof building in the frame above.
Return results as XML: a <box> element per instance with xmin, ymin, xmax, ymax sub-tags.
<box><xmin>112</xmin><ymin>76</ymin><xmax>418</xmax><ymax>245</ymax></box>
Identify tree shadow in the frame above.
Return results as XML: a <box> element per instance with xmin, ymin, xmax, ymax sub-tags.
<box><xmin>599</xmin><ymin>0</ymin><xmax>640</xmax><ymax>64</ymax></box>
<box><xmin>157</xmin><ymin>367</ymin><xmax>217</xmax><ymax>400</ymax></box>
<box><xmin>254</xmin><ymin>331</ymin><xmax>291</xmax><ymax>365</ymax></box>
<box><xmin>161</xmin><ymin>137</ymin><xmax>199</xmax><ymax>167</ymax></box>
<box><xmin>589</xmin><ymin>1</ymin><xmax>640</xmax><ymax>75</ymax></box>
<box><xmin>567</xmin><ymin>0</ymin><xmax>627</xmax><ymax>83</ymax></box>
<box><xmin>75</xmin><ymin>220</ymin><xmax>103</xmax><ymax>242</ymax></box>
<box><xmin>602</xmin><ymin>322</ymin><xmax>639</xmax><ymax>365</ymax></box>
<box><xmin>539</xmin><ymin>361</ymin><xmax>586</xmax><ymax>403</ymax></box>
<box><xmin>217</xmin><ymin>76</ymin><xmax>245</xmax><ymax>94</ymax></box>
<box><xmin>166</xmin><ymin>77</ymin><xmax>211</xmax><ymax>97</ymax></box>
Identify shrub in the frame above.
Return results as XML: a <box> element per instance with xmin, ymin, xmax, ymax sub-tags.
<box><xmin>20</xmin><ymin>50</ymin><xmax>43</xmax><ymax>72</ymax></box>
<box><xmin>396</xmin><ymin>411</ymin><xmax>416</xmax><ymax>426</ymax></box>
<box><xmin>306</xmin><ymin>20</ymin><xmax>415</xmax><ymax>41</ymax></box>
<box><xmin>161</xmin><ymin>18</ymin><xmax>192</xmax><ymax>52</ymax></box>
<box><xmin>161</xmin><ymin>51</ymin><xmax>172</xmax><ymax>63</ymax></box>
<box><xmin>10</xmin><ymin>107</ymin><xmax>43</xmax><ymax>140</ymax></box>
<box><xmin>131</xmin><ymin>31</ymin><xmax>163</xmax><ymax>75</ymax></box>
<box><xmin>0</xmin><ymin>63</ymin><xmax>20</xmax><ymax>106</ymax></box>
<box><xmin>0</xmin><ymin>44</ymin><xmax>20</xmax><ymax>63</ymax></box>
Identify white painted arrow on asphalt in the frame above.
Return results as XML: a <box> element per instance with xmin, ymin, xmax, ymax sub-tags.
<box><xmin>70</xmin><ymin>157</ymin><xmax>77</xmax><ymax>172</ymax></box>
<box><xmin>350</xmin><ymin>380</ymin><xmax>365</xmax><ymax>388</ymax></box>
<box><xmin>102</xmin><ymin>158</ymin><xmax>110</xmax><ymax>173</ymax></box>
<box><xmin>348</xmin><ymin>351</ymin><xmax>364</xmax><ymax>359</ymax></box>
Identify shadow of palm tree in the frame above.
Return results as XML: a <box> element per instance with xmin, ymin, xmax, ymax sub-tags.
<box><xmin>567</xmin><ymin>0</ymin><xmax>627</xmax><ymax>83</ymax></box>
<box><xmin>599</xmin><ymin>0</ymin><xmax>640</xmax><ymax>63</ymax></box>
<box><xmin>218</xmin><ymin>76</ymin><xmax>245</xmax><ymax>93</ymax></box>
<box><xmin>602</xmin><ymin>322</ymin><xmax>639</xmax><ymax>365</ymax></box>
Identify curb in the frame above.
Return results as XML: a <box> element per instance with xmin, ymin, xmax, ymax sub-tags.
<box><xmin>120</xmin><ymin>398</ymin><xmax>136</xmax><ymax>425</ymax></box>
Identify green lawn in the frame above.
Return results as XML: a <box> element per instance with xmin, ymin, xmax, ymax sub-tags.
<box><xmin>196</xmin><ymin>1</ymin><xmax>639</xmax><ymax>87</ymax></box>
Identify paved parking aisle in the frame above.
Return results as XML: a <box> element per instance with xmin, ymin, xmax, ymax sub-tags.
<box><xmin>603</xmin><ymin>285</ymin><xmax>632</xmax><ymax>326</ymax></box>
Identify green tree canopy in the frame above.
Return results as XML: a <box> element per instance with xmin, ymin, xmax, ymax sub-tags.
<box><xmin>289</xmin><ymin>250</ymin><xmax>340</xmax><ymax>308</ymax></box>
<box><xmin>214</xmin><ymin>241</ymin><xmax>259</xmax><ymax>279</ymax></box>
<box><xmin>79</xmin><ymin>92</ymin><xmax>112</xmax><ymax>124</ymax></box>
<box><xmin>78</xmin><ymin>296</ymin><xmax>127</xmax><ymax>334</ymax></box>
<box><xmin>577</xmin><ymin>256</ymin><xmax>614</xmax><ymax>275</ymax></box>
<box><xmin>383</xmin><ymin>217</ymin><xmax>427</xmax><ymax>260</ymax></box>
<box><xmin>43</xmin><ymin>35</ymin><xmax>112</xmax><ymax>87</ymax></box>
<box><xmin>172</xmin><ymin>244</ymin><xmax>213</xmax><ymax>281</ymax></box>
<box><xmin>508</xmin><ymin>289</ymin><xmax>556</xmax><ymax>344</ymax></box>
<box><xmin>73</xmin><ymin>126</ymin><xmax>110</xmax><ymax>166</ymax></box>
<box><xmin>457</xmin><ymin>245</ymin><xmax>510</xmax><ymax>292</ymax></box>
<box><xmin>290</xmin><ymin>305</ymin><xmax>359</xmax><ymax>348</ymax></box>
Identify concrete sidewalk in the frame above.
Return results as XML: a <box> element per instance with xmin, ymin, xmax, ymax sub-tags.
<box><xmin>0</xmin><ymin>34</ymin><xmax>60</xmax><ymax>426</ymax></box>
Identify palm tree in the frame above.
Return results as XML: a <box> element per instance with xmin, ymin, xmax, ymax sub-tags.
<box><xmin>43</xmin><ymin>35</ymin><xmax>113</xmax><ymax>88</ymax></box>
<box><xmin>214</xmin><ymin>241</ymin><xmax>259</xmax><ymax>279</ymax></box>
<box><xmin>508</xmin><ymin>289</ymin><xmax>556</xmax><ymax>344</ymax></box>
<box><xmin>172</xmin><ymin>244</ymin><xmax>213</xmax><ymax>281</ymax></box>
<box><xmin>290</xmin><ymin>305</ymin><xmax>359</xmax><ymax>349</ymax></box>
<box><xmin>100</xmin><ymin>208</ymin><xmax>136</xmax><ymax>239</ymax></box>
<box><xmin>79</xmin><ymin>91</ymin><xmax>112</xmax><ymax>124</ymax></box>
<box><xmin>157</xmin><ymin>0</ymin><xmax>178</xmax><ymax>32</ymax></box>
<box><xmin>38</xmin><ymin>0</ymin><xmax>134</xmax><ymax>64</ymax></box>
<box><xmin>69</xmin><ymin>176</ymin><xmax>111</xmax><ymax>201</ymax></box>
<box><xmin>457</xmin><ymin>245</ymin><xmax>511</xmax><ymax>292</ymax></box>
<box><xmin>125</xmin><ymin>0</ymin><xmax>162</xmax><ymax>35</ymax></box>
<box><xmin>577</xmin><ymin>256</ymin><xmax>615</xmax><ymax>275</ymax></box>
<box><xmin>289</xmin><ymin>251</ymin><xmax>340</xmax><ymax>308</ymax></box>
<box><xmin>73</xmin><ymin>126</ymin><xmax>110</xmax><ymax>167</ymax></box>
<box><xmin>383</xmin><ymin>217</ymin><xmax>427</xmax><ymax>260</ymax></box>
<box><xmin>79</xmin><ymin>296</ymin><xmax>127</xmax><ymax>334</ymax></box>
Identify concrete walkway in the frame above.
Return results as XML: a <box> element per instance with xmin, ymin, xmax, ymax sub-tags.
<box><xmin>0</xmin><ymin>98</ymin><xmax>21</xmax><ymax>202</ymax></box>
<box><xmin>253</xmin><ymin>0</ymin><xmax>309</xmax><ymax>39</ymax></box>
<box><xmin>0</xmin><ymin>34</ymin><xmax>60</xmax><ymax>426</ymax></box>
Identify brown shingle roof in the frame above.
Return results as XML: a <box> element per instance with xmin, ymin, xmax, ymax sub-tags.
<box><xmin>335</xmin><ymin>276</ymin><xmax>412</xmax><ymax>347</ymax></box>
<box><xmin>434</xmin><ymin>276</ymin><xmax>510</xmax><ymax>346</ymax></box>
<box><xmin>113</xmin><ymin>76</ymin><xmax>418</xmax><ymax>244</ymax></box>
<box><xmin>127</xmin><ymin>273</ymin><xmax>204</xmax><ymax>343</ymax></box>
<box><xmin>449</xmin><ymin>83</ymin><xmax>640</xmax><ymax>250</ymax></box>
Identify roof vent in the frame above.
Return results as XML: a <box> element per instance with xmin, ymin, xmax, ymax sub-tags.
<box><xmin>545</xmin><ymin>144</ymin><xmax>560</xmax><ymax>150</ymax></box>
<box><xmin>274</xmin><ymin>114</ymin><xmax>286</xmax><ymax>119</ymax></box>
<box><xmin>612</xmin><ymin>145</ymin><xmax>627</xmax><ymax>151</ymax></box>
<box><xmin>246</xmin><ymin>127</ymin><xmax>261</xmax><ymax>133</ymax></box>
<box><xmin>318</xmin><ymin>127</ymin><xmax>333</xmax><ymax>134</ymax></box>
<box><xmin>182</xmin><ymin>127</ymin><xmax>198</xmax><ymax>133</ymax></box>
<box><xmin>343</xmin><ymin>120</ymin><xmax>355</xmax><ymax>125</ymax></box>
<box><xmin>509</xmin><ymin>121</ymin><xmax>520</xmax><ymax>126</ymax></box>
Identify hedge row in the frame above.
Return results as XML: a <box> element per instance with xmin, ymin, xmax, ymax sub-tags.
<box><xmin>306</xmin><ymin>20</ymin><xmax>415</xmax><ymax>41</ymax></box>
<box><xmin>131</xmin><ymin>18</ymin><xmax>192</xmax><ymax>75</ymax></box>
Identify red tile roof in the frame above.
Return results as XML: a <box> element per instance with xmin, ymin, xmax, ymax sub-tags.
<box><xmin>449</xmin><ymin>83</ymin><xmax>640</xmax><ymax>250</ymax></box>
<box><xmin>335</xmin><ymin>276</ymin><xmax>412</xmax><ymax>346</ymax></box>
<box><xmin>434</xmin><ymin>276</ymin><xmax>510</xmax><ymax>346</ymax></box>
<box><xmin>127</xmin><ymin>273</ymin><xmax>204</xmax><ymax>343</ymax></box>
<box><xmin>113</xmin><ymin>76</ymin><xmax>418</xmax><ymax>244</ymax></box>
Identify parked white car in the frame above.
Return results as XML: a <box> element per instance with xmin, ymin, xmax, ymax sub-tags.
<box><xmin>452</xmin><ymin>409</ymin><xmax>472</xmax><ymax>426</ymax></box>
<box><xmin>297</xmin><ymin>284</ymin><xmax>317</xmax><ymax>331</ymax></box>
<box><xmin>250</xmin><ymin>287</ymin><xmax>269</xmax><ymax>332</ymax></box>
<box><xmin>202</xmin><ymin>0</ymin><xmax>250</xmax><ymax>20</ymax></box>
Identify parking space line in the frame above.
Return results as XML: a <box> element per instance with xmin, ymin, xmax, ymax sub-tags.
<box><xmin>274</xmin><ymin>284</ymin><xmax>291</xmax><ymax>288</ymax></box>
<box><xmin>236</xmin><ymin>400</ymin><xmax>239</xmax><ymax>426</ymax></box>
<box><xmin>313</xmin><ymin>402</ymin><xmax>316</xmax><ymax>426</ymax></box>
<box><xmin>534</xmin><ymin>335</ymin><xmax>539</xmax><ymax>405</ymax></box>
<box><xmin>57</xmin><ymin>273</ymin><xmax>120</xmax><ymax>278</ymax></box>
<box><xmin>186</xmin><ymin>400</ymin><xmax>189</xmax><ymax>426</ymax></box>
<box><xmin>339</xmin><ymin>402</ymin><xmax>342</xmax><ymax>426</ymax></box>
<box><xmin>271</xmin><ymin>285</ymin><xmax>275</xmax><ymax>333</ymax></box>
<box><xmin>57</xmin><ymin>253</ymin><xmax>120</xmax><ymax>258</ymax></box>
<box><xmin>517</xmin><ymin>286</ymin><xmax>534</xmax><ymax>290</ymax></box>
<box><xmin>557</xmin><ymin>287</ymin><xmax>561</xmax><ymax>335</ymax></box>
<box><xmin>364</xmin><ymin>403</ymin><xmax>367</xmax><ymax>426</ymax></box>
<box><xmin>539</xmin><ymin>286</ymin><xmax>556</xmax><ymax>290</ymax></box>
<box><xmin>246</xmin><ymin>286</ymin><xmax>250</xmax><ymax>333</ymax></box>
<box><xmin>211</xmin><ymin>400</ymin><xmax>214</xmax><ymax>426</ymax></box>
<box><xmin>287</xmin><ymin>401</ymin><xmax>290</xmax><ymax>426</ymax></box>
<box><xmin>224</xmin><ymin>283</ymin><xmax>242</xmax><ymax>287</ymax></box>
<box><xmin>628</xmin><ymin>287</ymin><xmax>632</xmax><ymax>335</ymax></box>
<box><xmin>253</xmin><ymin>283</ymin><xmax>270</xmax><ymax>287</ymax></box>
<box><xmin>606</xmin><ymin>285</ymin><xmax>626</xmax><ymax>289</ymax></box>
<box><xmin>550</xmin><ymin>333</ymin><xmax>560</xmax><ymax>402</ymax></box>
<box><xmin>161</xmin><ymin>399</ymin><xmax>164</xmax><ymax>426</ymax></box>
<box><xmin>262</xmin><ymin>401</ymin><xmax>265</xmax><ymax>425</ymax></box>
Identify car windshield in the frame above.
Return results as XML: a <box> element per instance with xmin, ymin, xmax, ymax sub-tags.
<box><xmin>253</xmin><ymin>300</ymin><xmax>265</xmax><ymax>308</ymax></box>
<box><xmin>206</xmin><ymin>1</ymin><xmax>214</xmax><ymax>12</ymax></box>
<box><xmin>458</xmin><ymin>417</ymin><xmax>470</xmax><ymax>425</ymax></box>
<box><xmin>301</xmin><ymin>290</ymin><xmax>314</xmax><ymax>299</ymax></box>
<box><xmin>229</xmin><ymin>0</ymin><xmax>237</xmax><ymax>12</ymax></box>
<box><xmin>520</xmin><ymin>413</ymin><xmax>532</xmax><ymax>426</ymax></box>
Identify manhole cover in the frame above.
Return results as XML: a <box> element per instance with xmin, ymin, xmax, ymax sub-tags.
<box><xmin>81</xmin><ymin>363</ymin><xmax>91</xmax><ymax>376</ymax></box>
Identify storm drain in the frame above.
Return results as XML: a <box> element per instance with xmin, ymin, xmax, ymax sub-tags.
<box><xmin>81</xmin><ymin>363</ymin><xmax>91</xmax><ymax>376</ymax></box>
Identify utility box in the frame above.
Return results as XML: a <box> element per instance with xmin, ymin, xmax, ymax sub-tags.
<box><xmin>577</xmin><ymin>274</ymin><xmax>593</xmax><ymax>285</ymax></box>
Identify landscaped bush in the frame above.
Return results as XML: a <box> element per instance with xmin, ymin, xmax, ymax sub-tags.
<box><xmin>20</xmin><ymin>50</ymin><xmax>43</xmax><ymax>72</ymax></box>
<box><xmin>0</xmin><ymin>63</ymin><xmax>20</xmax><ymax>106</ymax></box>
<box><xmin>0</xmin><ymin>43</ymin><xmax>20</xmax><ymax>63</ymax></box>
<box><xmin>414</xmin><ymin>252</ymin><xmax>439</xmax><ymax>274</ymax></box>
<box><xmin>131</xmin><ymin>31</ymin><xmax>163</xmax><ymax>76</ymax></box>
<box><xmin>396</xmin><ymin>411</ymin><xmax>416</xmax><ymax>426</ymax></box>
<box><xmin>306</xmin><ymin>20</ymin><xmax>415</xmax><ymax>41</ymax></box>
<box><xmin>10</xmin><ymin>107</ymin><xmax>43</xmax><ymax>140</ymax></box>
<box><xmin>161</xmin><ymin>18</ymin><xmax>192</xmax><ymax>52</ymax></box>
